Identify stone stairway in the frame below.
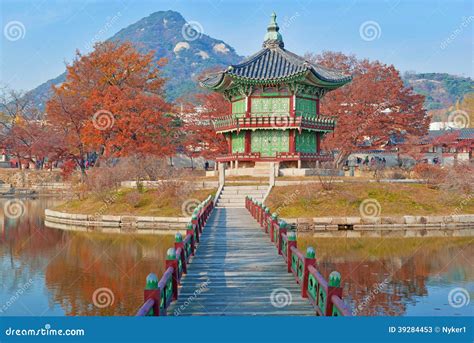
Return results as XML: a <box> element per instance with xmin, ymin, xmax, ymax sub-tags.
<box><xmin>215</xmin><ymin>185</ymin><xmax>268</xmax><ymax>208</ymax></box>
<box><xmin>252</xmin><ymin>162</ymin><xmax>273</xmax><ymax>177</ymax></box>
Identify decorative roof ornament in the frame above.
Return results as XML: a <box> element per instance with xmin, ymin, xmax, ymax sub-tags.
<box><xmin>263</xmin><ymin>12</ymin><xmax>284</xmax><ymax>49</ymax></box>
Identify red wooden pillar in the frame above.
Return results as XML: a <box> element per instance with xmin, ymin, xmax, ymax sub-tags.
<box><xmin>166</xmin><ymin>249</ymin><xmax>179</xmax><ymax>301</ymax></box>
<box><xmin>144</xmin><ymin>273</ymin><xmax>160</xmax><ymax>316</ymax></box>
<box><xmin>290</xmin><ymin>94</ymin><xmax>295</xmax><ymax>117</ymax></box>
<box><xmin>227</xmin><ymin>133</ymin><xmax>232</xmax><ymax>154</ymax></box>
<box><xmin>316</xmin><ymin>99</ymin><xmax>320</xmax><ymax>115</ymax></box>
<box><xmin>174</xmin><ymin>234</ymin><xmax>186</xmax><ymax>275</ymax></box>
<box><xmin>270</xmin><ymin>214</ymin><xmax>278</xmax><ymax>242</ymax></box>
<box><xmin>245</xmin><ymin>96</ymin><xmax>251</xmax><ymax>118</ymax></box>
<box><xmin>326</xmin><ymin>271</ymin><xmax>343</xmax><ymax>316</ymax></box>
<box><xmin>186</xmin><ymin>224</ymin><xmax>195</xmax><ymax>255</ymax></box>
<box><xmin>278</xmin><ymin>224</ymin><xmax>287</xmax><ymax>255</ymax></box>
<box><xmin>287</xmin><ymin>232</ymin><xmax>297</xmax><ymax>273</ymax></box>
<box><xmin>289</xmin><ymin>130</ymin><xmax>296</xmax><ymax>153</ymax></box>
<box><xmin>245</xmin><ymin>131</ymin><xmax>251</xmax><ymax>153</ymax></box>
<box><xmin>302</xmin><ymin>247</ymin><xmax>316</xmax><ymax>298</ymax></box>
<box><xmin>316</xmin><ymin>132</ymin><xmax>321</xmax><ymax>154</ymax></box>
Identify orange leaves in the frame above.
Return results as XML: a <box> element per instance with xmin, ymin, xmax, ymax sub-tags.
<box><xmin>46</xmin><ymin>41</ymin><xmax>175</xmax><ymax>165</ymax></box>
<box><xmin>306</xmin><ymin>51</ymin><xmax>428</xmax><ymax>156</ymax></box>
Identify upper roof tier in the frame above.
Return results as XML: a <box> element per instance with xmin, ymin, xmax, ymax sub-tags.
<box><xmin>200</xmin><ymin>12</ymin><xmax>352</xmax><ymax>92</ymax></box>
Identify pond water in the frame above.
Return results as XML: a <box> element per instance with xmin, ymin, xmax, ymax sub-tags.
<box><xmin>0</xmin><ymin>198</ymin><xmax>472</xmax><ymax>316</ymax></box>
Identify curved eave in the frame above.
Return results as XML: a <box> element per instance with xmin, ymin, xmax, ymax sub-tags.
<box><xmin>199</xmin><ymin>72</ymin><xmax>228</xmax><ymax>91</ymax></box>
<box><xmin>305</xmin><ymin>70</ymin><xmax>352</xmax><ymax>89</ymax></box>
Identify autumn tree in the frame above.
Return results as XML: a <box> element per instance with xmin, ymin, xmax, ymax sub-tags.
<box><xmin>0</xmin><ymin>86</ymin><xmax>46</xmax><ymax>168</ymax></box>
<box><xmin>46</xmin><ymin>41</ymin><xmax>175</xmax><ymax>180</ymax></box>
<box><xmin>305</xmin><ymin>52</ymin><xmax>430</xmax><ymax>167</ymax></box>
<box><xmin>177</xmin><ymin>84</ymin><xmax>229</xmax><ymax>167</ymax></box>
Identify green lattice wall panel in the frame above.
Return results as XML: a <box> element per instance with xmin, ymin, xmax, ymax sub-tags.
<box><xmin>231</xmin><ymin>132</ymin><xmax>245</xmax><ymax>153</ymax></box>
<box><xmin>232</xmin><ymin>99</ymin><xmax>246</xmax><ymax>118</ymax></box>
<box><xmin>251</xmin><ymin>98</ymin><xmax>289</xmax><ymax>117</ymax></box>
<box><xmin>296</xmin><ymin>131</ymin><xmax>317</xmax><ymax>153</ymax></box>
<box><xmin>251</xmin><ymin>130</ymin><xmax>289</xmax><ymax>157</ymax></box>
<box><xmin>296</xmin><ymin>98</ymin><xmax>317</xmax><ymax>117</ymax></box>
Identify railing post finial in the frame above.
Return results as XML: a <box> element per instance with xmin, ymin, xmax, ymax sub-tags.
<box><xmin>329</xmin><ymin>271</ymin><xmax>341</xmax><ymax>287</ymax></box>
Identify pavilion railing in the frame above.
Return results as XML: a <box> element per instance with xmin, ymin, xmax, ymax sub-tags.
<box><xmin>212</xmin><ymin>112</ymin><xmax>336</xmax><ymax>132</ymax></box>
<box><xmin>135</xmin><ymin>195</ymin><xmax>214</xmax><ymax>316</ymax></box>
<box><xmin>245</xmin><ymin>196</ymin><xmax>352</xmax><ymax>316</ymax></box>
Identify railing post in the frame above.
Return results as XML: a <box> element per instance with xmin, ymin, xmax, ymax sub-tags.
<box><xmin>302</xmin><ymin>247</ymin><xmax>316</xmax><ymax>298</ymax></box>
<box><xmin>260</xmin><ymin>205</ymin><xmax>270</xmax><ymax>232</ymax></box>
<box><xmin>287</xmin><ymin>231</ymin><xmax>297</xmax><ymax>273</ymax></box>
<box><xmin>326</xmin><ymin>271</ymin><xmax>343</xmax><ymax>316</ymax></box>
<box><xmin>144</xmin><ymin>273</ymin><xmax>160</xmax><ymax>316</ymax></box>
<box><xmin>270</xmin><ymin>213</ymin><xmax>278</xmax><ymax>242</ymax></box>
<box><xmin>255</xmin><ymin>201</ymin><xmax>260</xmax><ymax>224</ymax></box>
<box><xmin>186</xmin><ymin>223</ymin><xmax>195</xmax><ymax>255</ymax></box>
<box><xmin>174</xmin><ymin>232</ymin><xmax>186</xmax><ymax>274</ymax></box>
<box><xmin>278</xmin><ymin>220</ymin><xmax>287</xmax><ymax>255</ymax></box>
<box><xmin>191</xmin><ymin>213</ymin><xmax>200</xmax><ymax>243</ymax></box>
<box><xmin>264</xmin><ymin>208</ymin><xmax>271</xmax><ymax>233</ymax></box>
<box><xmin>165</xmin><ymin>248</ymin><xmax>179</xmax><ymax>301</ymax></box>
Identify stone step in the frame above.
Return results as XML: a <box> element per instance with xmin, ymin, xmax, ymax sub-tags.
<box><xmin>216</xmin><ymin>204</ymin><xmax>246</xmax><ymax>208</ymax></box>
<box><xmin>219</xmin><ymin>192</ymin><xmax>266</xmax><ymax>197</ymax></box>
<box><xmin>223</xmin><ymin>185</ymin><xmax>268</xmax><ymax>191</ymax></box>
<box><xmin>221</xmin><ymin>189</ymin><xmax>267</xmax><ymax>196</ymax></box>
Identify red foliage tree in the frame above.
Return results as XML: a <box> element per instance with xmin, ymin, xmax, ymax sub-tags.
<box><xmin>179</xmin><ymin>92</ymin><xmax>229</xmax><ymax>166</ymax></box>
<box><xmin>305</xmin><ymin>52</ymin><xmax>429</xmax><ymax>167</ymax></box>
<box><xmin>46</xmin><ymin>41</ymin><xmax>175</xmax><ymax>180</ymax></box>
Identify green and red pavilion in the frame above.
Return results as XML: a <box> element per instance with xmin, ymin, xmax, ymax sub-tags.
<box><xmin>201</xmin><ymin>12</ymin><xmax>351</xmax><ymax>169</ymax></box>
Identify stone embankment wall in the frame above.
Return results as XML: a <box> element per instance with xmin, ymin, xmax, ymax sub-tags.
<box><xmin>45</xmin><ymin>209</ymin><xmax>187</xmax><ymax>234</ymax></box>
<box><xmin>286</xmin><ymin>215</ymin><xmax>474</xmax><ymax>237</ymax></box>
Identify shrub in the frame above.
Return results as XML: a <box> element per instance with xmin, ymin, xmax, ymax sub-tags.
<box><xmin>412</xmin><ymin>164</ymin><xmax>447</xmax><ymax>188</ymax></box>
<box><xmin>126</xmin><ymin>190</ymin><xmax>142</xmax><ymax>208</ymax></box>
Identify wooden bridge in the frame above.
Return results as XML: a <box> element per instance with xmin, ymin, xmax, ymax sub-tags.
<box><xmin>136</xmin><ymin>195</ymin><xmax>351</xmax><ymax>316</ymax></box>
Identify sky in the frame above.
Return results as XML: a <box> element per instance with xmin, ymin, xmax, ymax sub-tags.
<box><xmin>1</xmin><ymin>0</ymin><xmax>473</xmax><ymax>92</ymax></box>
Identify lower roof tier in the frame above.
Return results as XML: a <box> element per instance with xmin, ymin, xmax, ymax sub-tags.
<box><xmin>213</xmin><ymin>115</ymin><xmax>336</xmax><ymax>133</ymax></box>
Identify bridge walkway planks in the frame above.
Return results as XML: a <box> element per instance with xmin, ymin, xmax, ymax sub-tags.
<box><xmin>169</xmin><ymin>208</ymin><xmax>314</xmax><ymax>316</ymax></box>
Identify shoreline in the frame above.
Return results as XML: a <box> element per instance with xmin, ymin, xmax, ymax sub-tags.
<box><xmin>45</xmin><ymin>208</ymin><xmax>474</xmax><ymax>237</ymax></box>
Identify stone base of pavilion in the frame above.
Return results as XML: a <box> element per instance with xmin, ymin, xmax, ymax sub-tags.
<box><xmin>206</xmin><ymin>160</ymin><xmax>343</xmax><ymax>178</ymax></box>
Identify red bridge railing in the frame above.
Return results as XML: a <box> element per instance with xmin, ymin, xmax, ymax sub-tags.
<box><xmin>135</xmin><ymin>195</ymin><xmax>214</xmax><ymax>316</ymax></box>
<box><xmin>245</xmin><ymin>196</ymin><xmax>352</xmax><ymax>316</ymax></box>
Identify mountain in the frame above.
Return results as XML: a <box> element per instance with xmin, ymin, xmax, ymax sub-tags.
<box><xmin>402</xmin><ymin>72</ymin><xmax>473</xmax><ymax>111</ymax></box>
<box><xmin>26</xmin><ymin>10</ymin><xmax>242</xmax><ymax>107</ymax></box>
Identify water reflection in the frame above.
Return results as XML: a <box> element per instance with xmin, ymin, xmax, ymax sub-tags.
<box><xmin>298</xmin><ymin>235</ymin><xmax>474</xmax><ymax>316</ymax></box>
<box><xmin>0</xmin><ymin>198</ymin><xmax>173</xmax><ymax>316</ymax></box>
<box><xmin>1</xmin><ymin>198</ymin><xmax>473</xmax><ymax>316</ymax></box>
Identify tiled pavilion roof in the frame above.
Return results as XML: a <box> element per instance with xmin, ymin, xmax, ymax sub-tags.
<box><xmin>200</xmin><ymin>12</ymin><xmax>351</xmax><ymax>91</ymax></box>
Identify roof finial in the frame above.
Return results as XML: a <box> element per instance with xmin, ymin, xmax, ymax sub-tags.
<box><xmin>263</xmin><ymin>11</ymin><xmax>284</xmax><ymax>49</ymax></box>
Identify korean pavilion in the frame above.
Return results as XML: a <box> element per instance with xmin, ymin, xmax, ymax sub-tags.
<box><xmin>200</xmin><ymin>12</ymin><xmax>351</xmax><ymax>172</ymax></box>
